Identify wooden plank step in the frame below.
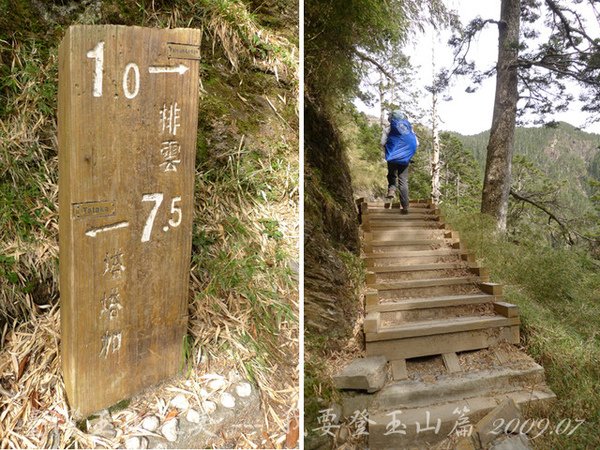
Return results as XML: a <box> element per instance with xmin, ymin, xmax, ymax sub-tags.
<box><xmin>367</xmin><ymin>293</ymin><xmax>497</xmax><ymax>312</ymax></box>
<box><xmin>366</xmin><ymin>209</ymin><xmax>438</xmax><ymax>216</ymax></box>
<box><xmin>368</xmin><ymin>389</ymin><xmax>556</xmax><ymax>449</ymax></box>
<box><xmin>367</xmin><ymin>230</ymin><xmax>453</xmax><ymax>240</ymax></box>
<box><xmin>367</xmin><ymin>238</ymin><xmax>452</xmax><ymax>247</ymax></box>
<box><xmin>366</xmin><ymin>315</ymin><xmax>520</xmax><ymax>342</ymax></box>
<box><xmin>366</xmin><ymin>324</ymin><xmax>520</xmax><ymax>360</ymax></box>
<box><xmin>368</xmin><ymin>262</ymin><xmax>469</xmax><ymax>273</ymax></box>
<box><xmin>369</xmin><ymin>276</ymin><xmax>480</xmax><ymax>291</ymax></box>
<box><xmin>367</xmin><ymin>220</ymin><xmax>444</xmax><ymax>228</ymax></box>
<box><xmin>364</xmin><ymin>249</ymin><xmax>466</xmax><ymax>260</ymax></box>
<box><xmin>367</xmin><ymin>213</ymin><xmax>440</xmax><ymax>221</ymax></box>
<box><xmin>367</xmin><ymin>201</ymin><xmax>431</xmax><ymax>208</ymax></box>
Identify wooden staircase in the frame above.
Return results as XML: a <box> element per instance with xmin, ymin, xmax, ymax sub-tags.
<box><xmin>360</xmin><ymin>200</ymin><xmax>520</xmax><ymax>366</ymax></box>
<box><xmin>329</xmin><ymin>199</ymin><xmax>557</xmax><ymax>448</ymax></box>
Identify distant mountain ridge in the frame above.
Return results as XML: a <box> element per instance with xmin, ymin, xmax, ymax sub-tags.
<box><xmin>449</xmin><ymin>122</ymin><xmax>600</xmax><ymax>179</ymax></box>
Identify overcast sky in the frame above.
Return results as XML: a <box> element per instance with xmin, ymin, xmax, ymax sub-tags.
<box><xmin>355</xmin><ymin>0</ymin><xmax>600</xmax><ymax>135</ymax></box>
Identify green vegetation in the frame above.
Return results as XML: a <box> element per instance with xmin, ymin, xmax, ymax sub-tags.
<box><xmin>443</xmin><ymin>210</ymin><xmax>600</xmax><ymax>448</ymax></box>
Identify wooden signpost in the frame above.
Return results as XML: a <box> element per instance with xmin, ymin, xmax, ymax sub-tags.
<box><xmin>58</xmin><ymin>25</ymin><xmax>200</xmax><ymax>417</ymax></box>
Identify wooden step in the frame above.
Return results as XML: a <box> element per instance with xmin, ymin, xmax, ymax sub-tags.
<box><xmin>382</xmin><ymin>302</ymin><xmax>496</xmax><ymax>324</ymax></box>
<box><xmin>366</xmin><ymin>220</ymin><xmax>444</xmax><ymax>229</ymax></box>
<box><xmin>367</xmin><ymin>238</ymin><xmax>453</xmax><ymax>247</ymax></box>
<box><xmin>367</xmin><ymin>202</ymin><xmax>431</xmax><ymax>209</ymax></box>
<box><xmin>366</xmin><ymin>209</ymin><xmax>438</xmax><ymax>217</ymax></box>
<box><xmin>366</xmin><ymin>324</ymin><xmax>520</xmax><ymax>360</ymax></box>
<box><xmin>366</xmin><ymin>213</ymin><xmax>440</xmax><ymax>221</ymax></box>
<box><xmin>369</xmin><ymin>276</ymin><xmax>481</xmax><ymax>291</ymax></box>
<box><xmin>366</xmin><ymin>315</ymin><xmax>520</xmax><ymax>342</ymax></box>
<box><xmin>375</xmin><ymin>268</ymin><xmax>478</xmax><ymax>283</ymax></box>
<box><xmin>364</xmin><ymin>249</ymin><xmax>467</xmax><ymax>261</ymax></box>
<box><xmin>368</xmin><ymin>389</ymin><xmax>556</xmax><ymax>449</ymax></box>
<box><xmin>367</xmin><ymin>229</ymin><xmax>454</xmax><ymax>240</ymax></box>
<box><xmin>368</xmin><ymin>262</ymin><xmax>469</xmax><ymax>273</ymax></box>
<box><xmin>367</xmin><ymin>293</ymin><xmax>497</xmax><ymax>313</ymax></box>
<box><xmin>372</xmin><ymin>361</ymin><xmax>547</xmax><ymax>410</ymax></box>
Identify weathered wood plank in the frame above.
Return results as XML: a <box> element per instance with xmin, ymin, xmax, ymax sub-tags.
<box><xmin>59</xmin><ymin>25</ymin><xmax>200</xmax><ymax>417</ymax></box>
<box><xmin>367</xmin><ymin>294</ymin><xmax>497</xmax><ymax>312</ymax></box>
<box><xmin>442</xmin><ymin>352</ymin><xmax>462</xmax><ymax>373</ymax></box>
<box><xmin>370</xmin><ymin>276</ymin><xmax>480</xmax><ymax>291</ymax></box>
<box><xmin>494</xmin><ymin>301</ymin><xmax>519</xmax><ymax>317</ymax></box>
<box><xmin>366</xmin><ymin>316</ymin><xmax>520</xmax><ymax>342</ymax></box>
<box><xmin>479</xmin><ymin>282</ymin><xmax>503</xmax><ymax>295</ymax></box>
<box><xmin>390</xmin><ymin>359</ymin><xmax>408</xmax><ymax>380</ymax></box>
<box><xmin>366</xmin><ymin>326</ymin><xmax>521</xmax><ymax>360</ymax></box>
<box><xmin>364</xmin><ymin>312</ymin><xmax>380</xmax><ymax>333</ymax></box>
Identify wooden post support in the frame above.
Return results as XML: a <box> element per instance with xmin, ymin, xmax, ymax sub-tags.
<box><xmin>362</xmin><ymin>214</ymin><xmax>371</xmax><ymax>232</ymax></box>
<box><xmin>364</xmin><ymin>311</ymin><xmax>380</xmax><ymax>333</ymax></box>
<box><xmin>479</xmin><ymin>282</ymin><xmax>503</xmax><ymax>296</ymax></box>
<box><xmin>442</xmin><ymin>352</ymin><xmax>462</xmax><ymax>373</ymax></box>
<box><xmin>469</xmin><ymin>266</ymin><xmax>490</xmax><ymax>282</ymax></box>
<box><xmin>494</xmin><ymin>301</ymin><xmax>519</xmax><ymax>317</ymax></box>
<box><xmin>365</xmin><ymin>289</ymin><xmax>379</xmax><ymax>309</ymax></box>
<box><xmin>390</xmin><ymin>359</ymin><xmax>408</xmax><ymax>380</ymax></box>
<box><xmin>461</xmin><ymin>252</ymin><xmax>477</xmax><ymax>263</ymax></box>
<box><xmin>451</xmin><ymin>239</ymin><xmax>464</xmax><ymax>250</ymax></box>
<box><xmin>58</xmin><ymin>25</ymin><xmax>201</xmax><ymax>417</ymax></box>
<box><xmin>366</xmin><ymin>271</ymin><xmax>377</xmax><ymax>286</ymax></box>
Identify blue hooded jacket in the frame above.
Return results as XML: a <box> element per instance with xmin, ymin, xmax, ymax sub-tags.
<box><xmin>384</xmin><ymin>112</ymin><xmax>418</xmax><ymax>164</ymax></box>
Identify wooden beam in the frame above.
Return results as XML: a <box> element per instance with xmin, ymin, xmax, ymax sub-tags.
<box><xmin>442</xmin><ymin>352</ymin><xmax>462</xmax><ymax>373</ymax></box>
<box><xmin>391</xmin><ymin>359</ymin><xmax>408</xmax><ymax>380</ymax></box>
<box><xmin>479</xmin><ymin>282</ymin><xmax>503</xmax><ymax>296</ymax></box>
<box><xmin>366</xmin><ymin>326</ymin><xmax>520</xmax><ymax>360</ymax></box>
<box><xmin>366</xmin><ymin>271</ymin><xmax>377</xmax><ymax>286</ymax></box>
<box><xmin>366</xmin><ymin>316</ymin><xmax>520</xmax><ymax>342</ymax></box>
<box><xmin>364</xmin><ymin>311</ymin><xmax>380</xmax><ymax>333</ymax></box>
<box><xmin>365</xmin><ymin>289</ymin><xmax>379</xmax><ymax>308</ymax></box>
<box><xmin>493</xmin><ymin>301</ymin><xmax>519</xmax><ymax>317</ymax></box>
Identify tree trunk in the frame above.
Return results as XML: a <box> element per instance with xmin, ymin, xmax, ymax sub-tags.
<box><xmin>481</xmin><ymin>0</ymin><xmax>521</xmax><ymax>231</ymax></box>
<box><xmin>431</xmin><ymin>35</ymin><xmax>442</xmax><ymax>206</ymax></box>
<box><xmin>379</xmin><ymin>71</ymin><xmax>386</xmax><ymax>128</ymax></box>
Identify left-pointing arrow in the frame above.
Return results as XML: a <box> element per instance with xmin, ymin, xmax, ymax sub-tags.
<box><xmin>86</xmin><ymin>221</ymin><xmax>129</xmax><ymax>237</ymax></box>
<box><xmin>148</xmin><ymin>64</ymin><xmax>189</xmax><ymax>75</ymax></box>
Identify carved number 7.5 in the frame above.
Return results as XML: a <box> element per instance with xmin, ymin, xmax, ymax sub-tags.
<box><xmin>141</xmin><ymin>194</ymin><xmax>181</xmax><ymax>242</ymax></box>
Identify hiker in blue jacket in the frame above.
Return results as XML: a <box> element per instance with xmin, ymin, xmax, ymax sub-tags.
<box><xmin>381</xmin><ymin>110</ymin><xmax>418</xmax><ymax>214</ymax></box>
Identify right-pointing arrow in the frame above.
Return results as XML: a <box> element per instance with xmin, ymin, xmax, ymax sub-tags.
<box><xmin>148</xmin><ymin>64</ymin><xmax>189</xmax><ymax>75</ymax></box>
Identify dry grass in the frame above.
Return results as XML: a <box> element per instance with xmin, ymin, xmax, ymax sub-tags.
<box><xmin>0</xmin><ymin>1</ymin><xmax>299</xmax><ymax>448</ymax></box>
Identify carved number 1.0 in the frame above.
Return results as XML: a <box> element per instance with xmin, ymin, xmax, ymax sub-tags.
<box><xmin>141</xmin><ymin>194</ymin><xmax>182</xmax><ymax>242</ymax></box>
<box><xmin>87</xmin><ymin>41</ymin><xmax>140</xmax><ymax>99</ymax></box>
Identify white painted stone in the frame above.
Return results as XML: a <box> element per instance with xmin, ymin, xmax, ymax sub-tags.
<box><xmin>186</xmin><ymin>408</ymin><xmax>201</xmax><ymax>424</ymax></box>
<box><xmin>235</xmin><ymin>382</ymin><xmax>252</xmax><ymax>398</ymax></box>
<box><xmin>160</xmin><ymin>419</ymin><xmax>178</xmax><ymax>442</ymax></box>
<box><xmin>125</xmin><ymin>437</ymin><xmax>141</xmax><ymax>449</ymax></box>
<box><xmin>170</xmin><ymin>394</ymin><xmax>190</xmax><ymax>410</ymax></box>
<box><xmin>220</xmin><ymin>392</ymin><xmax>236</xmax><ymax>408</ymax></box>
<box><xmin>207</xmin><ymin>377</ymin><xmax>226</xmax><ymax>391</ymax></box>
<box><xmin>200</xmin><ymin>400</ymin><xmax>217</xmax><ymax>414</ymax></box>
<box><xmin>199</xmin><ymin>388</ymin><xmax>209</xmax><ymax>398</ymax></box>
<box><xmin>141</xmin><ymin>415</ymin><xmax>160</xmax><ymax>432</ymax></box>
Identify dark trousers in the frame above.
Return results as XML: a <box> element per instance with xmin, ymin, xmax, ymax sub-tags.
<box><xmin>387</xmin><ymin>162</ymin><xmax>409</xmax><ymax>210</ymax></box>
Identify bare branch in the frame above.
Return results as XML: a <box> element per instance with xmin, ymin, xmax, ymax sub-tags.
<box><xmin>510</xmin><ymin>189</ymin><xmax>575</xmax><ymax>244</ymax></box>
<box><xmin>353</xmin><ymin>49</ymin><xmax>397</xmax><ymax>82</ymax></box>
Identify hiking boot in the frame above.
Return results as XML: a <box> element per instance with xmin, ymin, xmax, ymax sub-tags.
<box><xmin>386</xmin><ymin>187</ymin><xmax>396</xmax><ymax>199</ymax></box>
<box><xmin>400</xmin><ymin>208</ymin><xmax>409</xmax><ymax>215</ymax></box>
